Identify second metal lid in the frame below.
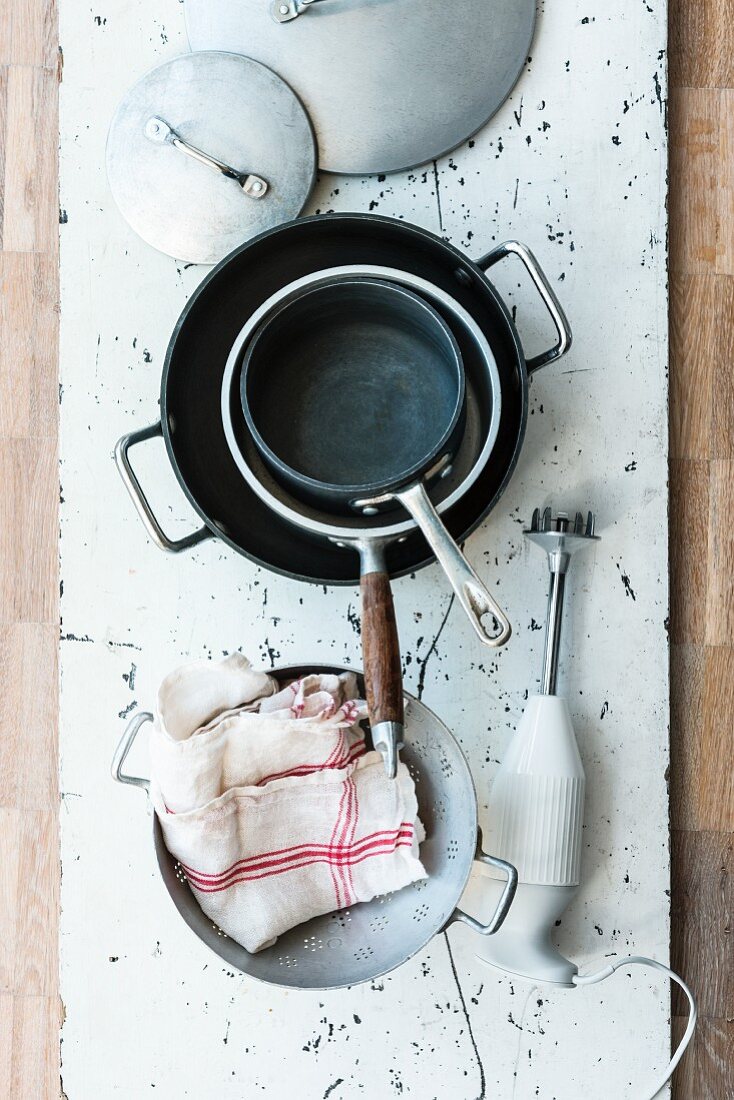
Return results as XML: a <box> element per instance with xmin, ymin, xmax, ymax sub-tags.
<box><xmin>185</xmin><ymin>0</ymin><xmax>536</xmax><ymax>176</ymax></box>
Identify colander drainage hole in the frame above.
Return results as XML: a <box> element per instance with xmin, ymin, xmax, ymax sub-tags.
<box><xmin>412</xmin><ymin>903</ymin><xmax>430</xmax><ymax>921</ymax></box>
<box><xmin>440</xmin><ymin>756</ymin><xmax>454</xmax><ymax>777</ymax></box>
<box><xmin>353</xmin><ymin>945</ymin><xmax>374</xmax><ymax>961</ymax></box>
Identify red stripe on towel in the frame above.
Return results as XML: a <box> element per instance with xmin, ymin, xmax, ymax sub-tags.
<box><xmin>329</xmin><ymin>779</ymin><xmax>350</xmax><ymax>909</ymax></box>
<box><xmin>255</xmin><ymin>736</ymin><xmax>365</xmax><ymax>787</ymax></box>
<box><xmin>184</xmin><ymin>832</ymin><xmax>415</xmax><ymax>893</ymax></box>
<box><xmin>181</xmin><ymin>824</ymin><xmax>415</xmax><ymax>890</ymax></box>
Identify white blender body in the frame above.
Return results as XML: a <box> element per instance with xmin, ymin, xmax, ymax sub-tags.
<box><xmin>468</xmin><ymin>508</ymin><xmax>696</xmax><ymax>1098</ymax></box>
<box><xmin>475</xmin><ymin>694</ymin><xmax>584</xmax><ymax>986</ymax></box>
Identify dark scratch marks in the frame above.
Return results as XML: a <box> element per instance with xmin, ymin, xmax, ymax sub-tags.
<box><xmin>444</xmin><ymin>933</ymin><xmax>485</xmax><ymax>1099</ymax></box>
<box><xmin>432</xmin><ymin>162</ymin><xmax>444</xmax><ymax>234</ymax></box>
<box><xmin>416</xmin><ymin>594</ymin><xmax>455</xmax><ymax>700</ymax></box>
<box><xmin>616</xmin><ymin>562</ymin><xmax>637</xmax><ymax>601</ymax></box>
<box><xmin>346</xmin><ymin>603</ymin><xmax>361</xmax><ymax>635</ymax></box>
<box><xmin>513</xmin><ymin>178</ymin><xmax>520</xmax><ymax>210</ymax></box>
<box><xmin>323</xmin><ymin>1079</ymin><xmax>344</xmax><ymax>1098</ymax></box>
<box><xmin>118</xmin><ymin>700</ymin><xmax>137</xmax><ymax>719</ymax></box>
<box><xmin>600</xmin><ymin>700</ymin><xmax>609</xmax><ymax>720</ymax></box>
<box><xmin>60</xmin><ymin>632</ymin><xmax>93</xmax><ymax>643</ymax></box>
<box><xmin>123</xmin><ymin>662</ymin><xmax>137</xmax><ymax>690</ymax></box>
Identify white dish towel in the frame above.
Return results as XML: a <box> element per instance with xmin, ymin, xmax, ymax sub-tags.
<box><xmin>150</xmin><ymin>655</ymin><xmax>427</xmax><ymax>952</ymax></box>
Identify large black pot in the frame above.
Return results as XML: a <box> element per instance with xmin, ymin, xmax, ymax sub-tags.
<box><xmin>115</xmin><ymin>214</ymin><xmax>571</xmax><ymax>584</ymax></box>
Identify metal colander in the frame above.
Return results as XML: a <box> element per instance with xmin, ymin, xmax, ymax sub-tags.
<box><xmin>112</xmin><ymin>665</ymin><xmax>516</xmax><ymax>989</ymax></box>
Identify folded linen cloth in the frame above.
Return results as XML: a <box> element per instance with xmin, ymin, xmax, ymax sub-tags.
<box><xmin>153</xmin><ymin>753</ymin><xmax>426</xmax><ymax>952</ymax></box>
<box><xmin>151</xmin><ymin>655</ymin><xmax>367</xmax><ymax>814</ymax></box>
<box><xmin>150</xmin><ymin>655</ymin><xmax>427</xmax><ymax>951</ymax></box>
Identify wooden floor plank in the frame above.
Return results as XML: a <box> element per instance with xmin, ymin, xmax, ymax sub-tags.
<box><xmin>0</xmin><ymin>0</ymin><xmax>57</xmax><ymax>68</ymax></box>
<box><xmin>668</xmin><ymin>0</ymin><xmax>734</xmax><ymax>88</ymax></box>
<box><xmin>705</xmin><ymin>460</ymin><xmax>734</xmax><ymax>645</ymax></box>
<box><xmin>672</xmin><ymin>1016</ymin><xmax>734</xmax><ymax>1099</ymax></box>
<box><xmin>669</xmin><ymin>88</ymin><xmax>721</xmax><ymax>274</ymax></box>
<box><xmin>0</xmin><ymin>624</ymin><xmax>58</xmax><ymax>809</ymax></box>
<box><xmin>671</xmin><ymin>830</ymin><xmax>733</xmax><ymax>1019</ymax></box>
<box><xmin>0</xmin><ymin>993</ymin><xmax>59</xmax><ymax>1100</ymax></box>
<box><xmin>669</xmin><ymin>275</ymin><xmax>714</xmax><ymax>461</ymax></box>
<box><xmin>0</xmin><ymin>439</ymin><xmax>58</xmax><ymax>625</ymax></box>
<box><xmin>669</xmin><ymin>460</ymin><xmax>709</xmax><ymax>644</ymax></box>
<box><xmin>711</xmin><ymin>276</ymin><xmax>734</xmax><ymax>458</ymax></box>
<box><xmin>0</xmin><ymin>251</ymin><xmax>59</xmax><ymax>440</ymax></box>
<box><xmin>718</xmin><ymin>90</ymin><xmax>734</xmax><ymax>274</ymax></box>
<box><xmin>1</xmin><ymin>65</ymin><xmax>57</xmax><ymax>254</ymax></box>
<box><xmin>0</xmin><ymin>808</ymin><xmax>57</xmax><ymax>996</ymax></box>
<box><xmin>670</xmin><ymin>643</ymin><xmax>706</xmax><ymax>830</ymax></box>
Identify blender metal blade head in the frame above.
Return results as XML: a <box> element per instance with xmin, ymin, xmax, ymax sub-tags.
<box><xmin>525</xmin><ymin>508</ymin><xmax>599</xmax><ymax>574</ymax></box>
<box><xmin>524</xmin><ymin>508</ymin><xmax>600</xmax><ymax>695</ymax></box>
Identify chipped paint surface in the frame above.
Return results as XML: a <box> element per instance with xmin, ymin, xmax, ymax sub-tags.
<box><xmin>59</xmin><ymin>1</ymin><xmax>669</xmax><ymax>1096</ymax></box>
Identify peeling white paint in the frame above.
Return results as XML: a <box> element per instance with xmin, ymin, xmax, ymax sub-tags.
<box><xmin>60</xmin><ymin>0</ymin><xmax>670</xmax><ymax>1096</ymax></box>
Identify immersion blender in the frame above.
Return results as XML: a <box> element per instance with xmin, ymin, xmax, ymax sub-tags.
<box><xmin>470</xmin><ymin>507</ymin><xmax>696</xmax><ymax>1098</ymax></box>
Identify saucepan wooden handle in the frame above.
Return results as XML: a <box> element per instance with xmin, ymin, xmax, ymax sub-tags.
<box><xmin>361</xmin><ymin>570</ymin><xmax>404</xmax><ymax>778</ymax></box>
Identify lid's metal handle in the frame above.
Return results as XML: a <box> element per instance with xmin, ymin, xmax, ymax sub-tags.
<box><xmin>144</xmin><ymin>117</ymin><xmax>268</xmax><ymax>199</ymax></box>
<box><xmin>272</xmin><ymin>0</ymin><xmax>323</xmax><ymax>22</ymax></box>
<box><xmin>111</xmin><ymin>712</ymin><xmax>153</xmax><ymax>793</ymax></box>
<box><xmin>114</xmin><ymin>421</ymin><xmax>213</xmax><ymax>554</ymax></box>
<box><xmin>477</xmin><ymin>240</ymin><xmax>572</xmax><ymax>374</ymax></box>
<box><xmin>450</xmin><ymin>836</ymin><xmax>518</xmax><ymax>935</ymax></box>
<box><xmin>394</xmin><ymin>482</ymin><xmax>512</xmax><ymax>648</ymax></box>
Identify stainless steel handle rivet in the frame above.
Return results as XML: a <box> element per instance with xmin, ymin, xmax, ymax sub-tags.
<box><xmin>272</xmin><ymin>0</ymin><xmax>320</xmax><ymax>21</ymax></box>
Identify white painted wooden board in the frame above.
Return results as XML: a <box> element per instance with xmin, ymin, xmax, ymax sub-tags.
<box><xmin>59</xmin><ymin>1</ymin><xmax>670</xmax><ymax>1096</ymax></box>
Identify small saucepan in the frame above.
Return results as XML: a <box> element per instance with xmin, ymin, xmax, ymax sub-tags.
<box><xmin>240</xmin><ymin>277</ymin><xmax>467</xmax><ymax>518</ymax></box>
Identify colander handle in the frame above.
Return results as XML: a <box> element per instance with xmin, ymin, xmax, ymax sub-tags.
<box><xmin>451</xmin><ymin>843</ymin><xmax>518</xmax><ymax>935</ymax></box>
<box><xmin>111</xmin><ymin>711</ymin><xmax>152</xmax><ymax>793</ymax></box>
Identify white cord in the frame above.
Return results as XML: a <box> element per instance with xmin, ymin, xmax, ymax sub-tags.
<box><xmin>573</xmin><ymin>956</ymin><xmax>697</xmax><ymax>1099</ymax></box>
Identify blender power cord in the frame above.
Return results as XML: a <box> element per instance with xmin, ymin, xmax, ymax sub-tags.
<box><xmin>573</xmin><ymin>956</ymin><xmax>697</xmax><ymax>1099</ymax></box>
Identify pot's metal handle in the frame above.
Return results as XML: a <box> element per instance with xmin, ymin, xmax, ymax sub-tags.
<box><xmin>115</xmin><ymin>422</ymin><xmax>213</xmax><ymax>554</ymax></box>
<box><xmin>451</xmin><ymin>840</ymin><xmax>518</xmax><ymax>935</ymax></box>
<box><xmin>477</xmin><ymin>240</ymin><xmax>572</xmax><ymax>374</ymax></box>
<box><xmin>111</xmin><ymin>711</ymin><xmax>152</xmax><ymax>793</ymax></box>
<box><xmin>395</xmin><ymin>482</ymin><xmax>511</xmax><ymax>647</ymax></box>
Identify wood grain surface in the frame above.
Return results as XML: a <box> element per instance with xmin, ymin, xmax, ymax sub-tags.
<box><xmin>669</xmin><ymin>0</ymin><xmax>734</xmax><ymax>1092</ymax></box>
<box><xmin>0</xmin><ymin>2</ymin><xmax>60</xmax><ymax>1097</ymax></box>
<box><xmin>0</xmin><ymin>0</ymin><xmax>730</xmax><ymax>1095</ymax></box>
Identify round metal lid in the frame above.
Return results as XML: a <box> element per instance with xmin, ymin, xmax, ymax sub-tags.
<box><xmin>184</xmin><ymin>0</ymin><xmax>536</xmax><ymax>176</ymax></box>
<box><xmin>106</xmin><ymin>51</ymin><xmax>317</xmax><ymax>263</ymax></box>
